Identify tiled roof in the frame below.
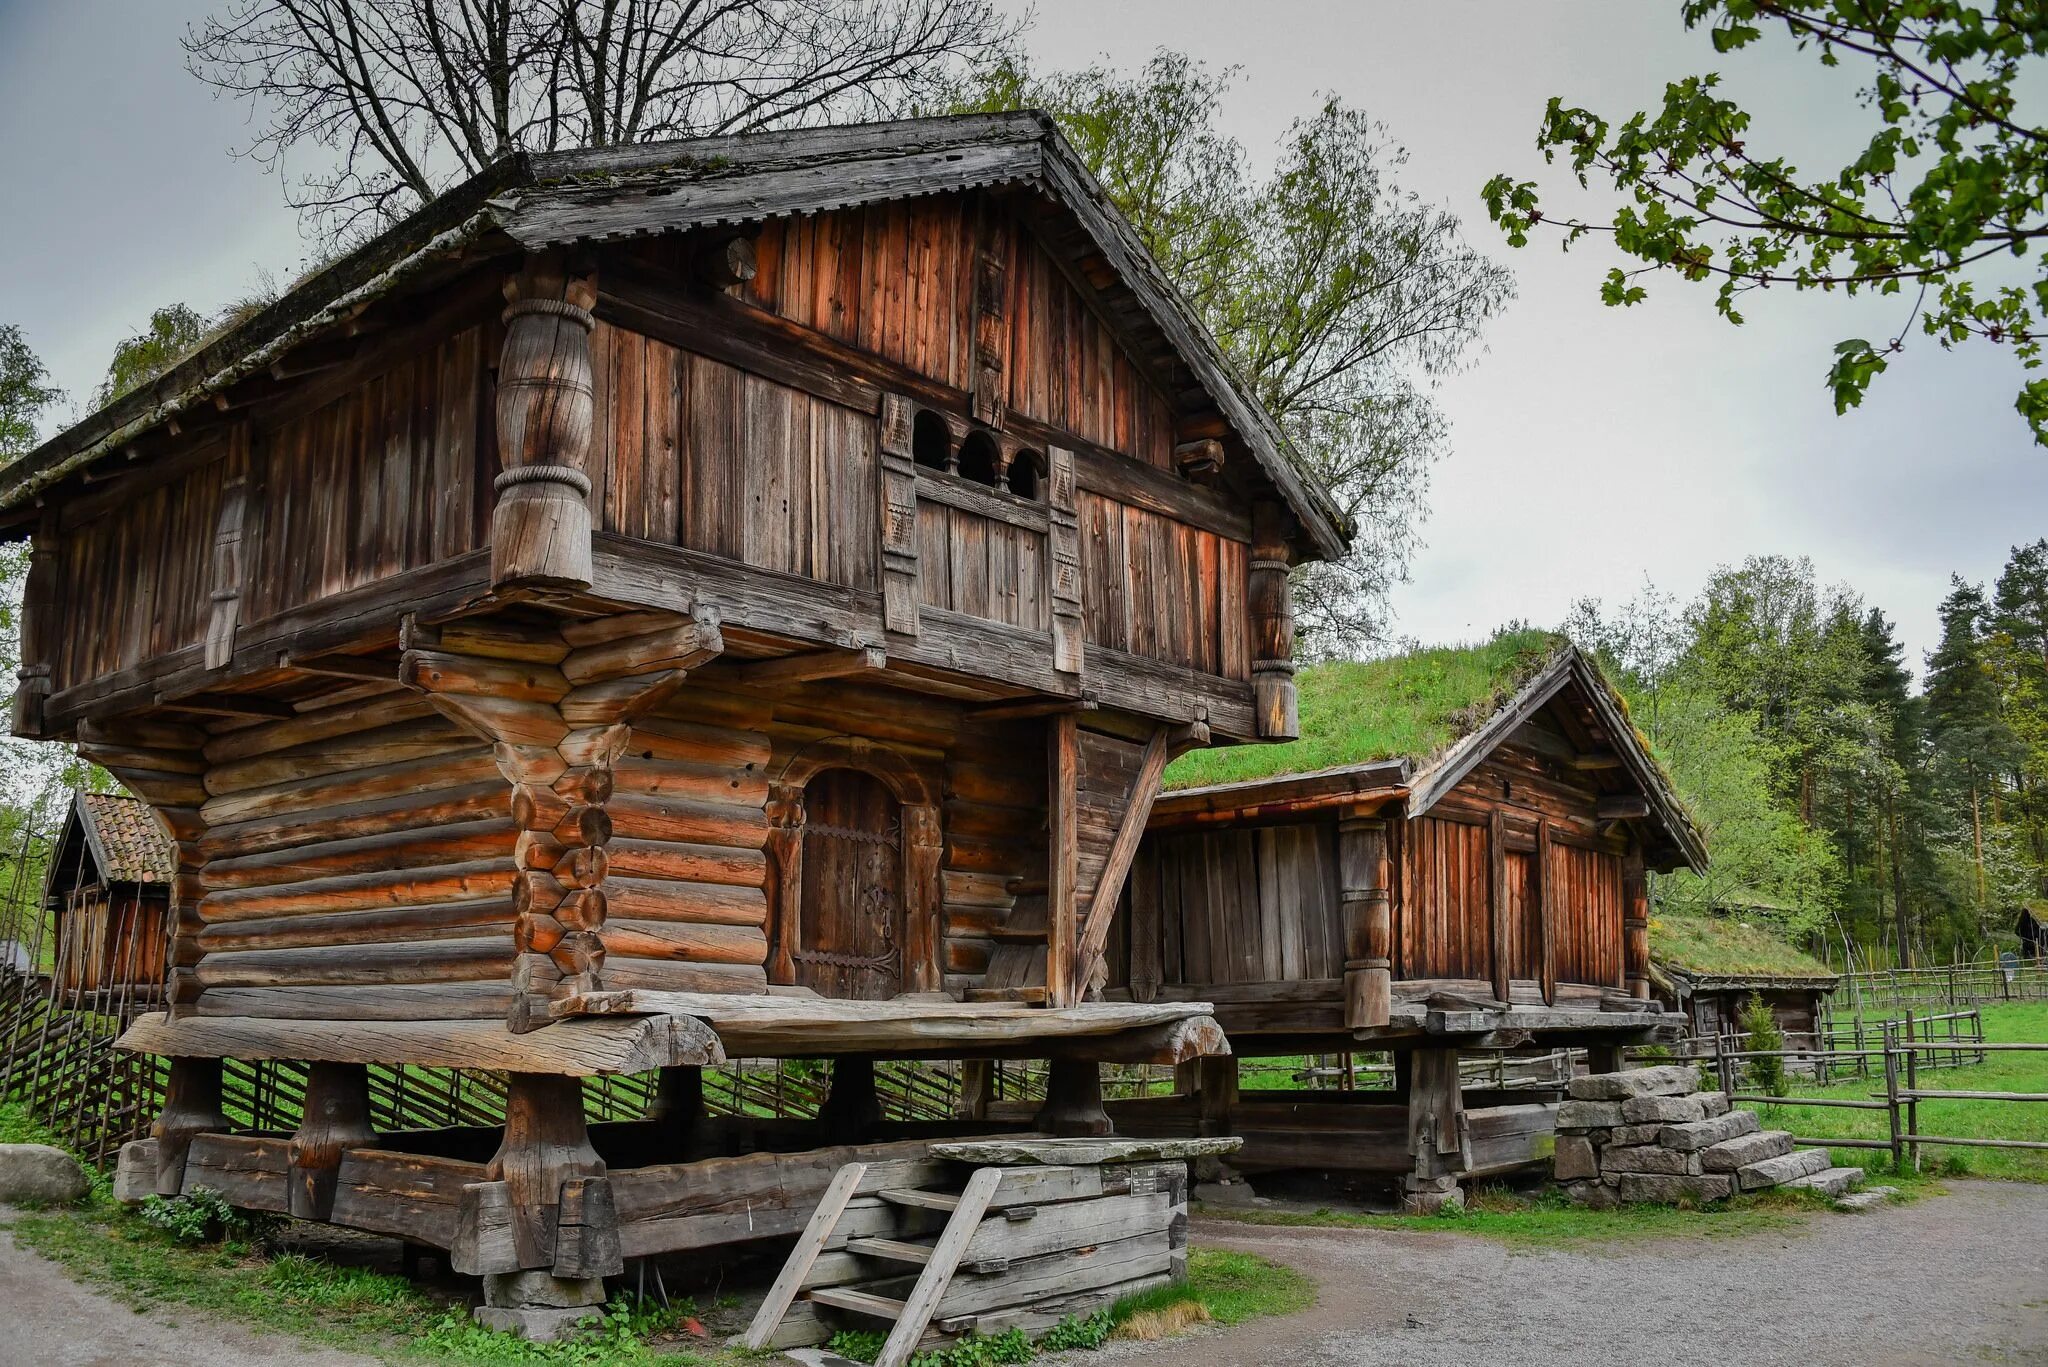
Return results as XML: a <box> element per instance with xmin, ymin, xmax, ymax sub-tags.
<box><xmin>78</xmin><ymin>791</ymin><xmax>174</xmax><ymax>885</ymax></box>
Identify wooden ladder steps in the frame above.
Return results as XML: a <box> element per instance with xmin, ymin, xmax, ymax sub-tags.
<box><xmin>878</xmin><ymin>1187</ymin><xmax>961</xmax><ymax>1212</ymax></box>
<box><xmin>808</xmin><ymin>1287</ymin><xmax>908</xmax><ymax>1320</ymax></box>
<box><xmin>846</xmin><ymin>1236</ymin><xmax>934</xmax><ymax>1265</ymax></box>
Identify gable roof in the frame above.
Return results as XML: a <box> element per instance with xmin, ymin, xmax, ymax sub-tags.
<box><xmin>1650</xmin><ymin>911</ymin><xmax>1837</xmax><ymax>989</ymax></box>
<box><xmin>1153</xmin><ymin>634</ymin><xmax>1708</xmax><ymax>870</ymax></box>
<box><xmin>0</xmin><ymin>111</ymin><xmax>1348</xmax><ymax>562</ymax></box>
<box><xmin>53</xmin><ymin>791</ymin><xmax>175</xmax><ymax>889</ymax></box>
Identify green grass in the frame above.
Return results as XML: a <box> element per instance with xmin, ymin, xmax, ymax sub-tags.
<box><xmin>1163</xmin><ymin>629</ymin><xmax>1561</xmax><ymax>790</ymax></box>
<box><xmin>1751</xmin><ymin>1001</ymin><xmax>2048</xmax><ymax>1183</ymax></box>
<box><xmin>1113</xmin><ymin>1247</ymin><xmax>1314</xmax><ymax>1325</ymax></box>
<box><xmin>1649</xmin><ymin>912</ymin><xmax>1835</xmax><ymax>979</ymax></box>
<box><xmin>1194</xmin><ymin>1181</ymin><xmax>1847</xmax><ymax>1247</ymax></box>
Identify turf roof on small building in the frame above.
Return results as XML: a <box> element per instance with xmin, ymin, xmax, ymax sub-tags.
<box><xmin>1163</xmin><ymin>629</ymin><xmax>1565</xmax><ymax>791</ymax></box>
<box><xmin>1650</xmin><ymin>912</ymin><xmax>1836</xmax><ymax>984</ymax></box>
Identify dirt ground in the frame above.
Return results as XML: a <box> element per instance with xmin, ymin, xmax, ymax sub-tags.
<box><xmin>3</xmin><ymin>1183</ymin><xmax>2045</xmax><ymax>1366</ymax></box>
<box><xmin>1110</xmin><ymin>1179</ymin><xmax>2048</xmax><ymax>1367</ymax></box>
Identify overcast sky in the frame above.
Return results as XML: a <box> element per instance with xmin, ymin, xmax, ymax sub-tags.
<box><xmin>2</xmin><ymin>1</ymin><xmax>2041</xmax><ymax>677</ymax></box>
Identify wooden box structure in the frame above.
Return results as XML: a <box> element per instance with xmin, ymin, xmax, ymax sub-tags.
<box><xmin>1098</xmin><ymin>642</ymin><xmax>1702</xmax><ymax>1205</ymax></box>
<box><xmin>42</xmin><ymin>791</ymin><xmax>174</xmax><ymax>1004</ymax></box>
<box><xmin>4</xmin><ymin>113</ymin><xmax>1349</xmax><ymax>1319</ymax></box>
<box><xmin>1648</xmin><ymin>908</ymin><xmax>1838</xmax><ymax>1057</ymax></box>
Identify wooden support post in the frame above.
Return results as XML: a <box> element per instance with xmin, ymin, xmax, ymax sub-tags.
<box><xmin>151</xmin><ymin>1056</ymin><xmax>226</xmax><ymax>1197</ymax></box>
<box><xmin>1488</xmin><ymin>807</ymin><xmax>1511</xmax><ymax>1007</ymax></box>
<box><xmin>1585</xmin><ymin>1043</ymin><xmax>1625</xmax><ymax>1076</ymax></box>
<box><xmin>487</xmin><ymin>1072</ymin><xmax>605</xmax><ymax>1271</ymax></box>
<box><xmin>203</xmin><ymin>425</ymin><xmax>250</xmax><ymax>670</ymax></box>
<box><xmin>1536</xmin><ymin>818</ymin><xmax>1556</xmax><ymax>1006</ymax></box>
<box><xmin>821</xmin><ymin>1057</ymin><xmax>884</xmax><ymax>1138</ymax></box>
<box><xmin>650</xmin><ymin>1065</ymin><xmax>705</xmax><ymax>1157</ymax></box>
<box><xmin>1248</xmin><ymin>502</ymin><xmax>1298</xmax><ymax>739</ymax></box>
<box><xmin>10</xmin><ymin>510</ymin><xmax>57</xmax><ymax>739</ymax></box>
<box><xmin>1173</xmin><ymin>1055</ymin><xmax>1238</xmax><ymax>1137</ymax></box>
<box><xmin>490</xmin><ymin>256</ymin><xmax>597</xmax><ymax>591</ymax></box>
<box><xmin>288</xmin><ymin>1062</ymin><xmax>375</xmax><ymax>1220</ymax></box>
<box><xmin>902</xmin><ymin>804</ymin><xmax>945</xmax><ymax>994</ymax></box>
<box><xmin>1403</xmin><ymin>1047</ymin><xmax>1467</xmax><ymax>1213</ymax></box>
<box><xmin>957</xmin><ymin>1060</ymin><xmax>994</xmax><ymax>1121</ymax></box>
<box><xmin>1036</xmin><ymin>1059</ymin><xmax>1113</xmax><ymax>1138</ymax></box>
<box><xmin>1047</xmin><ymin>713</ymin><xmax>1079</xmax><ymax>1007</ymax></box>
<box><xmin>1622</xmin><ymin>844</ymin><xmax>1650</xmax><ymax>999</ymax></box>
<box><xmin>1340</xmin><ymin>815</ymin><xmax>1392</xmax><ymax>1029</ymax></box>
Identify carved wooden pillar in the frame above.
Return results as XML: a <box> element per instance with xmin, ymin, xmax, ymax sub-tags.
<box><xmin>10</xmin><ymin>510</ymin><xmax>57</xmax><ymax>739</ymax></box>
<box><xmin>765</xmin><ymin>782</ymin><xmax>805</xmax><ymax>985</ymax></box>
<box><xmin>970</xmin><ymin>203</ymin><xmax>1009</xmax><ymax>429</ymax></box>
<box><xmin>1340</xmin><ymin>815</ymin><xmax>1393</xmax><ymax>1029</ymax></box>
<box><xmin>1403</xmin><ymin>1046</ymin><xmax>1468</xmax><ymax>1212</ymax></box>
<box><xmin>821</xmin><ymin>1057</ymin><xmax>883</xmax><ymax>1138</ymax></box>
<box><xmin>488</xmin><ymin>1072</ymin><xmax>607</xmax><ymax>1270</ymax></box>
<box><xmin>901</xmin><ymin>803</ymin><xmax>944</xmax><ymax>993</ymax></box>
<box><xmin>877</xmin><ymin>395</ymin><xmax>920</xmax><ymax>636</ymax></box>
<box><xmin>1046</xmin><ymin>446</ymin><xmax>1083</xmax><ymax>676</ymax></box>
<box><xmin>491</xmin><ymin>258</ymin><xmax>596</xmax><ymax>591</ymax></box>
<box><xmin>957</xmin><ymin>1059</ymin><xmax>994</xmax><ymax>1121</ymax></box>
<box><xmin>1249</xmin><ymin>502</ymin><xmax>1298</xmax><ymax>739</ymax></box>
<box><xmin>1173</xmin><ymin>1055</ymin><xmax>1238</xmax><ymax>1137</ymax></box>
<box><xmin>1623</xmin><ymin>844</ymin><xmax>1650</xmax><ymax>999</ymax></box>
<box><xmin>152</xmin><ymin>1057</ymin><xmax>227</xmax><ymax>1197</ymax></box>
<box><xmin>289</xmin><ymin>1062</ymin><xmax>375</xmax><ymax>1219</ymax></box>
<box><xmin>650</xmin><ymin>1065</ymin><xmax>706</xmax><ymax>1157</ymax></box>
<box><xmin>1036</xmin><ymin>1059</ymin><xmax>1112</xmax><ymax>1138</ymax></box>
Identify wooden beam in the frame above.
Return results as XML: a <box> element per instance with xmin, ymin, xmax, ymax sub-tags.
<box><xmin>738</xmin><ymin>645</ymin><xmax>885</xmax><ymax>689</ymax></box>
<box><xmin>1597</xmin><ymin>795</ymin><xmax>1651</xmax><ymax>822</ymax></box>
<box><xmin>158</xmin><ymin>692</ymin><xmax>296</xmax><ymax>720</ymax></box>
<box><xmin>279</xmin><ymin>652</ymin><xmax>399</xmax><ymax>684</ymax></box>
<box><xmin>974</xmin><ymin>695</ymin><xmax>1098</xmax><ymax>722</ymax></box>
<box><xmin>1076</xmin><ymin>726</ymin><xmax>1171</xmax><ymax>972</ymax></box>
<box><xmin>1048</xmin><ymin>713</ymin><xmax>1079</xmax><ymax>1008</ymax></box>
<box><xmin>1570</xmin><ymin>751</ymin><xmax>1622</xmax><ymax>770</ymax></box>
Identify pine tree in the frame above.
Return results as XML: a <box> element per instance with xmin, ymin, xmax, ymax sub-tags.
<box><xmin>1991</xmin><ymin>543</ymin><xmax>2048</xmax><ymax>910</ymax></box>
<box><xmin>1923</xmin><ymin>579</ymin><xmax>2022</xmax><ymax>938</ymax></box>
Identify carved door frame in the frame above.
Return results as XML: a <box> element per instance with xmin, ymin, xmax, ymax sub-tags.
<box><xmin>767</xmin><ymin>737</ymin><xmax>944</xmax><ymax>995</ymax></box>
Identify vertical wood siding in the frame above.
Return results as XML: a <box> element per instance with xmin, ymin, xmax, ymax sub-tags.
<box><xmin>1076</xmin><ymin>491</ymin><xmax>1247</xmax><ymax>677</ymax></box>
<box><xmin>1131</xmin><ymin>822</ymin><xmax>1345</xmax><ymax>986</ymax></box>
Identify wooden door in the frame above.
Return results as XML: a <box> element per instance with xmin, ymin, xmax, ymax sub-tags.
<box><xmin>797</xmin><ymin>769</ymin><xmax>904</xmax><ymax>1000</ymax></box>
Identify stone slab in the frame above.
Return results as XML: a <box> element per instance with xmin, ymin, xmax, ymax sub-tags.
<box><xmin>474</xmin><ymin>1305</ymin><xmax>602</xmax><ymax>1342</ymax></box>
<box><xmin>1701</xmin><ymin>1129</ymin><xmax>1795</xmax><ymax>1173</ymax></box>
<box><xmin>931</xmin><ymin>1136</ymin><xmax>1241</xmax><ymax>1166</ymax></box>
<box><xmin>1698</xmin><ymin>1091</ymin><xmax>1731</xmax><ymax>1118</ymax></box>
<box><xmin>1553</xmin><ymin>1134</ymin><xmax>1598</xmax><ymax>1181</ymax></box>
<box><xmin>1566</xmin><ymin>1065</ymin><xmax>1701</xmax><ymax>1101</ymax></box>
<box><xmin>1607</xmin><ymin>1123</ymin><xmax>1665</xmax><ymax>1147</ymax></box>
<box><xmin>0</xmin><ymin>1144</ymin><xmax>88</xmax><ymax>1205</ymax></box>
<box><xmin>1783</xmin><ymin>1166</ymin><xmax>1865</xmax><ymax>1198</ymax></box>
<box><xmin>1834</xmin><ymin>1191</ymin><xmax>1890</xmax><ymax>1212</ymax></box>
<box><xmin>483</xmin><ymin>1272</ymin><xmax>607</xmax><ymax>1309</ymax></box>
<box><xmin>1737</xmin><ymin>1147</ymin><xmax>1831</xmax><ymax>1191</ymax></box>
<box><xmin>1659</xmin><ymin>1110</ymin><xmax>1759</xmax><ymax>1151</ymax></box>
<box><xmin>1616</xmin><ymin>1172</ymin><xmax>1732</xmax><ymax>1204</ymax></box>
<box><xmin>113</xmin><ymin>1140</ymin><xmax>157</xmax><ymax>1204</ymax></box>
<box><xmin>1621</xmin><ymin>1093</ymin><xmax>1707</xmax><ymax>1124</ymax></box>
<box><xmin>1601</xmin><ymin>1144</ymin><xmax>1699</xmax><ymax>1176</ymax></box>
<box><xmin>1556</xmin><ymin>1100</ymin><xmax>1625</xmax><ymax>1129</ymax></box>
<box><xmin>1562</xmin><ymin>1180</ymin><xmax>1618</xmax><ymax>1211</ymax></box>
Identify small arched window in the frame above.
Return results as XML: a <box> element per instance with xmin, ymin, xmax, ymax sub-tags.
<box><xmin>912</xmin><ymin>409</ymin><xmax>951</xmax><ymax>472</ymax></box>
<box><xmin>957</xmin><ymin>431</ymin><xmax>1000</xmax><ymax>487</ymax></box>
<box><xmin>1006</xmin><ymin>448</ymin><xmax>1044</xmax><ymax>500</ymax></box>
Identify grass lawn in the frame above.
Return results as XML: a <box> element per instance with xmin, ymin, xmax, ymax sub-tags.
<box><xmin>1751</xmin><ymin>1000</ymin><xmax>2048</xmax><ymax>1183</ymax></box>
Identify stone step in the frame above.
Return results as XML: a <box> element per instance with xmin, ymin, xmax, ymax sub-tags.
<box><xmin>1566</xmin><ymin>1064</ymin><xmax>1702</xmax><ymax>1102</ymax></box>
<box><xmin>1701</xmin><ymin>1128</ymin><xmax>1795</xmax><ymax>1173</ymax></box>
<box><xmin>1659</xmin><ymin>1109</ymin><xmax>1759</xmax><ymax>1151</ymax></box>
<box><xmin>1834</xmin><ymin>1190</ymin><xmax>1890</xmax><ymax>1212</ymax></box>
<box><xmin>1783</xmin><ymin>1166</ymin><xmax>1865</xmax><ymax>1199</ymax></box>
<box><xmin>1736</xmin><ymin>1146</ymin><xmax>1830</xmax><ymax>1191</ymax></box>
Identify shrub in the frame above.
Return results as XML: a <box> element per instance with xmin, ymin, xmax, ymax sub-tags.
<box><xmin>1740</xmin><ymin>991</ymin><xmax>1787</xmax><ymax>1097</ymax></box>
<box><xmin>136</xmin><ymin>1188</ymin><xmax>275</xmax><ymax>1246</ymax></box>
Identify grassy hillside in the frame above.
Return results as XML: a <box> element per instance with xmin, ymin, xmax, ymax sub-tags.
<box><xmin>1651</xmin><ymin>912</ymin><xmax>1836</xmax><ymax>979</ymax></box>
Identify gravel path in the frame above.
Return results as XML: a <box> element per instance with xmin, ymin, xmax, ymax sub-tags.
<box><xmin>0</xmin><ymin>1214</ymin><xmax>381</xmax><ymax>1367</ymax></box>
<box><xmin>1113</xmin><ymin>1180</ymin><xmax>2048</xmax><ymax>1367</ymax></box>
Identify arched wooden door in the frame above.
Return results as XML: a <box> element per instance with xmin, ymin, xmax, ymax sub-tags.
<box><xmin>796</xmin><ymin>768</ymin><xmax>904</xmax><ymax>999</ymax></box>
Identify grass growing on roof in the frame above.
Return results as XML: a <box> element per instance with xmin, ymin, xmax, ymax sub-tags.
<box><xmin>1164</xmin><ymin>629</ymin><xmax>1562</xmax><ymax>791</ymax></box>
<box><xmin>1649</xmin><ymin>912</ymin><xmax>1836</xmax><ymax>980</ymax></box>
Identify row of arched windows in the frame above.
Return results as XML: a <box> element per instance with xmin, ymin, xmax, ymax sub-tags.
<box><xmin>910</xmin><ymin>408</ymin><xmax>1045</xmax><ymax>501</ymax></box>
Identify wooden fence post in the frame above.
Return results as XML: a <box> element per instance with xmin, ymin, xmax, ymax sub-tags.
<box><xmin>1882</xmin><ymin>1022</ymin><xmax>1902</xmax><ymax>1174</ymax></box>
<box><xmin>1904</xmin><ymin>1008</ymin><xmax>1921</xmax><ymax>1173</ymax></box>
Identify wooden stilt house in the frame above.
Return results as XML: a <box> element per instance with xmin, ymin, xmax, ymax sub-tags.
<box><xmin>42</xmin><ymin>791</ymin><xmax>174</xmax><ymax>1004</ymax></box>
<box><xmin>1100</xmin><ymin>635</ymin><xmax>1702</xmax><ymax>1207</ymax></box>
<box><xmin>1</xmin><ymin>112</ymin><xmax>1347</xmax><ymax>1331</ymax></box>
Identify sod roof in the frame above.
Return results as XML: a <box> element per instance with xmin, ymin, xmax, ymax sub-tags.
<box><xmin>1163</xmin><ymin>629</ymin><xmax>1565</xmax><ymax>791</ymax></box>
<box><xmin>1650</xmin><ymin>912</ymin><xmax>1837</xmax><ymax>985</ymax></box>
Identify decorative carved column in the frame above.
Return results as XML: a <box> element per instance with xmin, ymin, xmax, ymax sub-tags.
<box><xmin>901</xmin><ymin>803</ymin><xmax>944</xmax><ymax>993</ymax></box>
<box><xmin>491</xmin><ymin>258</ymin><xmax>597</xmax><ymax>591</ymax></box>
<box><xmin>1340</xmin><ymin>815</ymin><xmax>1393</xmax><ymax>1029</ymax></box>
<box><xmin>877</xmin><ymin>395</ymin><xmax>920</xmax><ymax>637</ymax></box>
<box><xmin>1046</xmin><ymin>446</ymin><xmax>1083</xmax><ymax>676</ymax></box>
<box><xmin>1623</xmin><ymin>844</ymin><xmax>1650</xmax><ymax>999</ymax></box>
<box><xmin>765</xmin><ymin>782</ymin><xmax>805</xmax><ymax>985</ymax></box>
<box><xmin>1248</xmin><ymin>502</ymin><xmax>1298</xmax><ymax>739</ymax></box>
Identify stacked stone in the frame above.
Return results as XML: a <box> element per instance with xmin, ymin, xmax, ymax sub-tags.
<box><xmin>1552</xmin><ymin>1064</ymin><xmax>1864</xmax><ymax>1207</ymax></box>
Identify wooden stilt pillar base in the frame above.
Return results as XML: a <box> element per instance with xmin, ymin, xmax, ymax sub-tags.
<box><xmin>650</xmin><ymin>1065</ymin><xmax>706</xmax><ymax>1157</ymax></box>
<box><xmin>152</xmin><ymin>1057</ymin><xmax>227</xmax><ymax>1197</ymax></box>
<box><xmin>486</xmin><ymin>1072</ymin><xmax>608</xmax><ymax>1272</ymax></box>
<box><xmin>1585</xmin><ymin>1043</ymin><xmax>1625</xmax><ymax>1076</ymax></box>
<box><xmin>1035</xmin><ymin>1059</ymin><xmax>1113</xmax><ymax>1138</ymax></box>
<box><xmin>957</xmin><ymin>1059</ymin><xmax>994</xmax><ymax>1121</ymax></box>
<box><xmin>1400</xmin><ymin>1174</ymin><xmax>1465</xmax><ymax>1215</ymax></box>
<box><xmin>820</xmin><ymin>1057</ymin><xmax>883</xmax><ymax>1138</ymax></box>
<box><xmin>290</xmin><ymin>1061</ymin><xmax>376</xmax><ymax>1220</ymax></box>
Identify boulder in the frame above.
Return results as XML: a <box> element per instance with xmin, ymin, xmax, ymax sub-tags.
<box><xmin>1621</xmin><ymin>1093</ymin><xmax>1707</xmax><ymax>1124</ymax></box>
<box><xmin>1615</xmin><ymin>1172</ymin><xmax>1731</xmax><ymax>1204</ymax></box>
<box><xmin>1782</xmin><ymin>1166</ymin><xmax>1865</xmax><ymax>1199</ymax></box>
<box><xmin>1736</xmin><ymin>1147</ymin><xmax>1830</xmax><ymax>1191</ymax></box>
<box><xmin>1659</xmin><ymin>1109</ymin><xmax>1759</xmax><ymax>1151</ymax></box>
<box><xmin>1552</xmin><ymin>1134</ymin><xmax>1598</xmax><ymax>1181</ymax></box>
<box><xmin>0</xmin><ymin>1144</ymin><xmax>88</xmax><ymax>1205</ymax></box>
<box><xmin>1566</xmin><ymin>1065</ymin><xmax>1701</xmax><ymax>1101</ymax></box>
<box><xmin>1701</xmin><ymin>1129</ymin><xmax>1794</xmax><ymax>1173</ymax></box>
<box><xmin>1834</xmin><ymin>1190</ymin><xmax>1889</xmax><ymax>1212</ymax></box>
<box><xmin>1564</xmin><ymin>1180</ymin><xmax>1619</xmax><ymax>1211</ymax></box>
<box><xmin>1601</xmin><ymin>1144</ymin><xmax>1699</xmax><ymax>1176</ymax></box>
<box><xmin>1556</xmin><ymin>1100</ymin><xmax>1626</xmax><ymax>1129</ymax></box>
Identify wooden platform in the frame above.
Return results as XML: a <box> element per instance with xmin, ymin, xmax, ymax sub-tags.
<box><xmin>549</xmin><ymin>990</ymin><xmax>1231</xmax><ymax>1063</ymax></box>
